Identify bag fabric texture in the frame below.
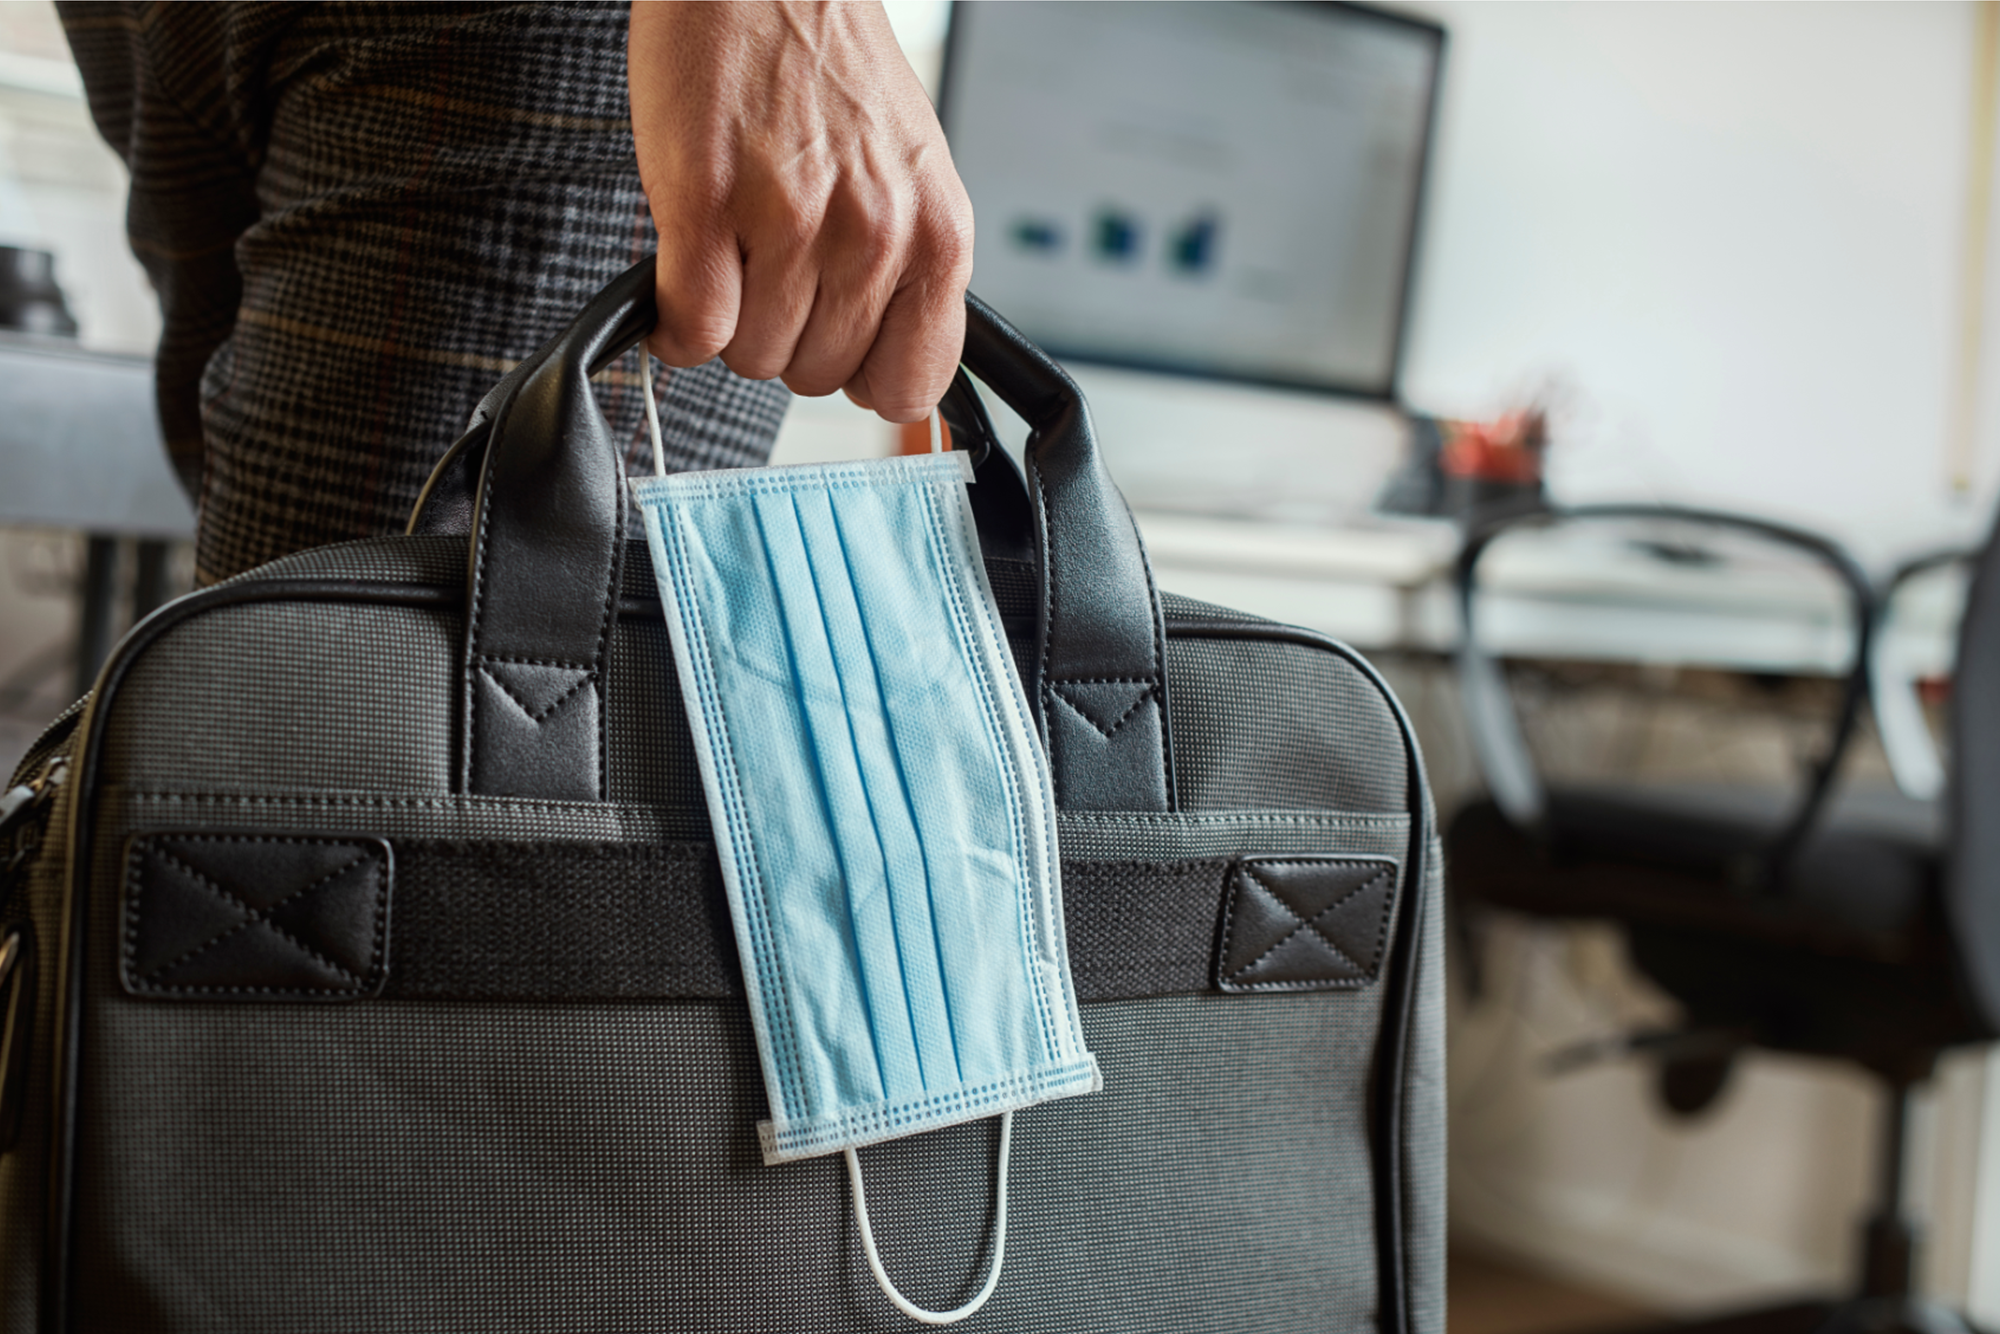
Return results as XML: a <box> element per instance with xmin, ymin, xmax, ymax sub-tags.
<box><xmin>0</xmin><ymin>259</ymin><xmax>1445</xmax><ymax>1333</ymax></box>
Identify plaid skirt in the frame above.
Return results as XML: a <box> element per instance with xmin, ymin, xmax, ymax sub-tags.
<box><xmin>59</xmin><ymin>1</ymin><xmax>789</xmax><ymax>585</ymax></box>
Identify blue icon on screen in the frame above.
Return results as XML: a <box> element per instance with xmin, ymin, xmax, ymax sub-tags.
<box><xmin>1011</xmin><ymin>218</ymin><xmax>1065</xmax><ymax>255</ymax></box>
<box><xmin>1168</xmin><ymin>212</ymin><xmax>1221</xmax><ymax>276</ymax></box>
<box><xmin>1093</xmin><ymin>209</ymin><xmax>1142</xmax><ymax>264</ymax></box>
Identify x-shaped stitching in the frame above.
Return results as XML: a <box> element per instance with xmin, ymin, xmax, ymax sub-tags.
<box><xmin>141</xmin><ymin>844</ymin><xmax>369</xmax><ymax>986</ymax></box>
<box><xmin>1229</xmin><ymin>864</ymin><xmax>1389</xmax><ymax>980</ymax></box>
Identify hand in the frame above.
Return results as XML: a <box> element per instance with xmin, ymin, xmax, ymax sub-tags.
<box><xmin>629</xmin><ymin>1</ymin><xmax>974</xmax><ymax>423</ymax></box>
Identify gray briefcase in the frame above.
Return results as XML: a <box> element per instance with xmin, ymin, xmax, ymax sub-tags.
<box><xmin>0</xmin><ymin>258</ymin><xmax>1442</xmax><ymax>1333</ymax></box>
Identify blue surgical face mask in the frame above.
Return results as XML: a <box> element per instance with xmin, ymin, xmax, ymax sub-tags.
<box><xmin>629</xmin><ymin>385</ymin><xmax>1100</xmax><ymax>1323</ymax></box>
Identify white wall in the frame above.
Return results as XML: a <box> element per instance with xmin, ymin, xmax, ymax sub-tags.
<box><xmin>1401</xmin><ymin>1</ymin><xmax>1991</xmax><ymax>568</ymax></box>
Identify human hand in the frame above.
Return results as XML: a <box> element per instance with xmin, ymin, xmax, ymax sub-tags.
<box><xmin>629</xmin><ymin>1</ymin><xmax>974</xmax><ymax>423</ymax></box>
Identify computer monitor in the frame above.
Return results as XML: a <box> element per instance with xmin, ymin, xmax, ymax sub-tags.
<box><xmin>938</xmin><ymin>1</ymin><xmax>1445</xmax><ymax>402</ymax></box>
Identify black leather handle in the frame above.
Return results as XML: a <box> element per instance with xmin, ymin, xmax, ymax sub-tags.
<box><xmin>957</xmin><ymin>293</ymin><xmax>1173</xmax><ymax>811</ymax></box>
<box><xmin>448</xmin><ymin>257</ymin><xmax>1173</xmax><ymax>811</ymax></box>
<box><xmin>454</xmin><ymin>261</ymin><xmax>653</xmax><ymax>799</ymax></box>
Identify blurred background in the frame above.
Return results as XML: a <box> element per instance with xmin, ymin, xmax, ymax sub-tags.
<box><xmin>6</xmin><ymin>3</ymin><xmax>2000</xmax><ymax>1331</ymax></box>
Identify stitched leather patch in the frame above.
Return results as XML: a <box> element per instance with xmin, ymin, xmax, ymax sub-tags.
<box><xmin>1049</xmin><ymin>680</ymin><xmax>1155</xmax><ymax>738</ymax></box>
<box><xmin>122</xmin><ymin>833</ymin><xmax>392</xmax><ymax>1001</ymax></box>
<box><xmin>1216</xmin><ymin>856</ymin><xmax>1397</xmax><ymax>993</ymax></box>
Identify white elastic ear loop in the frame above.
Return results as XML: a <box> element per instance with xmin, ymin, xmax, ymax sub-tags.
<box><xmin>844</xmin><ymin>1109</ymin><xmax>1012</xmax><ymax>1326</ymax></box>
<box><xmin>928</xmin><ymin>406</ymin><xmax>944</xmax><ymax>454</ymax></box>
<box><xmin>641</xmin><ymin>351</ymin><xmax>667</xmax><ymax>478</ymax></box>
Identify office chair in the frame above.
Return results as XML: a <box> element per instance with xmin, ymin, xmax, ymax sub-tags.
<box><xmin>1447</xmin><ymin>504</ymin><xmax>1994</xmax><ymax>1334</ymax></box>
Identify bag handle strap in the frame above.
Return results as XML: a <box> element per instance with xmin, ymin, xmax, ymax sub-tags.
<box><xmin>958</xmin><ymin>292</ymin><xmax>1173</xmax><ymax>811</ymax></box>
<box><xmin>452</xmin><ymin>262</ymin><xmax>650</xmax><ymax>799</ymax></box>
<box><xmin>438</xmin><ymin>257</ymin><xmax>1172</xmax><ymax>811</ymax></box>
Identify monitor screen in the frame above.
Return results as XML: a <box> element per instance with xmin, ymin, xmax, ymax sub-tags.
<box><xmin>938</xmin><ymin>1</ymin><xmax>1444</xmax><ymax>401</ymax></box>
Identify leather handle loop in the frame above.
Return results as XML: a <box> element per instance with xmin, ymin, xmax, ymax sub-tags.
<box><xmin>449</xmin><ymin>256</ymin><xmax>1173</xmax><ymax>812</ymax></box>
<box><xmin>960</xmin><ymin>292</ymin><xmax>1085</xmax><ymax>436</ymax></box>
<box><xmin>940</xmin><ymin>368</ymin><xmax>1035</xmax><ymax>572</ymax></box>
<box><xmin>406</xmin><ymin>271</ymin><xmax>656</xmax><ymax>542</ymax></box>
<box><xmin>454</xmin><ymin>259</ymin><xmax>657</xmax><ymax>799</ymax></box>
<box><xmin>960</xmin><ymin>294</ymin><xmax>1175</xmax><ymax>812</ymax></box>
<box><xmin>467</xmin><ymin>265</ymin><xmax>656</xmax><ymax>435</ymax></box>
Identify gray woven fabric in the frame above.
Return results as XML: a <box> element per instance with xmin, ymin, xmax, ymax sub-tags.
<box><xmin>59</xmin><ymin>1</ymin><xmax>790</xmax><ymax>585</ymax></box>
<box><xmin>607</xmin><ymin>617</ymin><xmax>707</xmax><ymax>810</ymax></box>
<box><xmin>1169</xmin><ymin>635</ymin><xmax>1409</xmax><ymax>813</ymax></box>
<box><xmin>73</xmin><ymin>991</ymin><xmax>1383</xmax><ymax>1333</ymax></box>
<box><xmin>100</xmin><ymin>600</ymin><xmax>456</xmax><ymax>792</ymax></box>
<box><xmin>1160</xmin><ymin>590</ymin><xmax>1268</xmax><ymax>624</ymax></box>
<box><xmin>203</xmin><ymin>534</ymin><xmax>465</xmax><ymax>592</ymax></box>
<box><xmin>8</xmin><ymin>523</ymin><xmax>1443</xmax><ymax>1332</ymax></box>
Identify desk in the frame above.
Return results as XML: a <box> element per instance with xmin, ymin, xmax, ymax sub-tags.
<box><xmin>0</xmin><ymin>334</ymin><xmax>189</xmax><ymax>694</ymax></box>
<box><xmin>1137</xmin><ymin>511</ymin><xmax>1458</xmax><ymax>650</ymax></box>
<box><xmin>1136</xmin><ymin>511</ymin><xmax>1957</xmax><ymax>679</ymax></box>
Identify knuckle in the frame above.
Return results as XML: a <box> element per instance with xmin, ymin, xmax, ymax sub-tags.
<box><xmin>866</xmin><ymin>371</ymin><xmax>931</xmax><ymax>422</ymax></box>
<box><xmin>653</xmin><ymin>307</ymin><xmax>733</xmax><ymax>366</ymax></box>
<box><xmin>723</xmin><ymin>351</ymin><xmax>784</xmax><ymax>383</ymax></box>
<box><xmin>853</xmin><ymin>226</ymin><xmax>903</xmax><ymax>283</ymax></box>
<box><xmin>725</xmin><ymin>333</ymin><xmax>791</xmax><ymax>381</ymax></box>
<box><xmin>906</xmin><ymin>234</ymin><xmax>971</xmax><ymax>299</ymax></box>
<box><xmin>782</xmin><ymin>367</ymin><xmax>843</xmax><ymax>399</ymax></box>
<box><xmin>924</xmin><ymin>190</ymin><xmax>976</xmax><ymax>274</ymax></box>
<box><xmin>758</xmin><ymin>196</ymin><xmax>820</xmax><ymax>254</ymax></box>
<box><xmin>930</xmin><ymin>219</ymin><xmax>974</xmax><ymax>282</ymax></box>
<box><xmin>650</xmin><ymin>253</ymin><xmax>737</xmax><ymax>365</ymax></box>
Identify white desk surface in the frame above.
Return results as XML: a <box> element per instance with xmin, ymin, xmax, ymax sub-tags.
<box><xmin>1137</xmin><ymin>510</ymin><xmax>1957</xmax><ymax>679</ymax></box>
<box><xmin>0</xmin><ymin>334</ymin><xmax>190</xmax><ymax>538</ymax></box>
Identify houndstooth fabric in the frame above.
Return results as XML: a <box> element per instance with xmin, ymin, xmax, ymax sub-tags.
<box><xmin>59</xmin><ymin>1</ymin><xmax>790</xmax><ymax>586</ymax></box>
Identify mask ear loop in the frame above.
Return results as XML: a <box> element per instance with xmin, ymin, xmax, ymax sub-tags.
<box><xmin>844</xmin><ymin>1109</ymin><xmax>1013</xmax><ymax>1326</ymax></box>
<box><xmin>642</xmin><ymin>351</ymin><xmax>667</xmax><ymax>478</ymax></box>
<box><xmin>929</xmin><ymin>404</ymin><xmax>944</xmax><ymax>454</ymax></box>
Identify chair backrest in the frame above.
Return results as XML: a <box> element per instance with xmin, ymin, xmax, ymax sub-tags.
<box><xmin>1948</xmin><ymin>513</ymin><xmax>2000</xmax><ymax>1029</ymax></box>
<box><xmin>1456</xmin><ymin>503</ymin><xmax>1875</xmax><ymax>885</ymax></box>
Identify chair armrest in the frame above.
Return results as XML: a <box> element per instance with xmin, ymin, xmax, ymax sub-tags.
<box><xmin>1454</xmin><ymin>504</ymin><xmax>1875</xmax><ymax>884</ymax></box>
<box><xmin>1870</xmin><ymin>547</ymin><xmax>1972</xmax><ymax>802</ymax></box>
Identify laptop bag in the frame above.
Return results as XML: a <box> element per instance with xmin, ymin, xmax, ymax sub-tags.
<box><xmin>0</xmin><ymin>258</ymin><xmax>1443</xmax><ymax>1333</ymax></box>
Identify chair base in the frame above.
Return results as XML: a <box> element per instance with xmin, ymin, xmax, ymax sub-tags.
<box><xmin>1817</xmin><ymin>1298</ymin><xmax>1980</xmax><ymax>1334</ymax></box>
<box><xmin>1587</xmin><ymin>1298</ymin><xmax>1985</xmax><ymax>1334</ymax></box>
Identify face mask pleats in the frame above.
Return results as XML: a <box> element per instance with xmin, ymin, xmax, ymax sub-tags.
<box><xmin>632</xmin><ymin>452</ymin><xmax>1099</xmax><ymax>1166</ymax></box>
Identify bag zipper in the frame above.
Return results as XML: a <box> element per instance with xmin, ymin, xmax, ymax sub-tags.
<box><xmin>1</xmin><ymin>751</ymin><xmax>68</xmax><ymax>907</ymax></box>
<box><xmin>8</xmin><ymin>696</ymin><xmax>85</xmax><ymax>790</ymax></box>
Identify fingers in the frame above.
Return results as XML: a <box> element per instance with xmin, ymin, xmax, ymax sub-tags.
<box><xmin>720</xmin><ymin>217</ymin><xmax>821</xmax><ymax>383</ymax></box>
<box><xmin>853</xmin><ymin>265</ymin><xmax>969</xmax><ymax>423</ymax></box>
<box><xmin>778</xmin><ymin>177</ymin><xmax>971</xmax><ymax>416</ymax></box>
<box><xmin>648</xmin><ymin>219</ymin><xmax>742</xmax><ymax>369</ymax></box>
<box><xmin>847</xmin><ymin>190</ymin><xmax>973</xmax><ymax>421</ymax></box>
<box><xmin>628</xmin><ymin>0</ymin><xmax>974</xmax><ymax>415</ymax></box>
<box><xmin>779</xmin><ymin>186</ymin><xmax>904</xmax><ymax>398</ymax></box>
<box><xmin>681</xmin><ymin>184</ymin><xmax>971</xmax><ymax>420</ymax></box>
